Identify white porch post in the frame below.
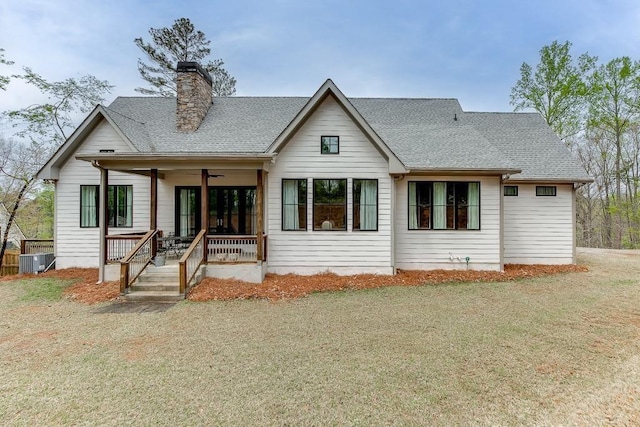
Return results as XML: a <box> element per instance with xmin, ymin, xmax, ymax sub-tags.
<box><xmin>98</xmin><ymin>167</ymin><xmax>108</xmax><ymax>283</ymax></box>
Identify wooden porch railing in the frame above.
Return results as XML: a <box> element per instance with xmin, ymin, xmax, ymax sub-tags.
<box><xmin>21</xmin><ymin>239</ymin><xmax>54</xmax><ymax>255</ymax></box>
<box><xmin>106</xmin><ymin>233</ymin><xmax>148</xmax><ymax>263</ymax></box>
<box><xmin>119</xmin><ymin>229</ymin><xmax>158</xmax><ymax>295</ymax></box>
<box><xmin>179</xmin><ymin>229</ymin><xmax>207</xmax><ymax>296</ymax></box>
<box><xmin>206</xmin><ymin>235</ymin><xmax>267</xmax><ymax>262</ymax></box>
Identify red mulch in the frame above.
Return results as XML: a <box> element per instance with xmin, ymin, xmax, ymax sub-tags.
<box><xmin>188</xmin><ymin>264</ymin><xmax>588</xmax><ymax>302</ymax></box>
<box><xmin>1</xmin><ymin>268</ymin><xmax>119</xmax><ymax>305</ymax></box>
<box><xmin>1</xmin><ymin>264</ymin><xmax>588</xmax><ymax>304</ymax></box>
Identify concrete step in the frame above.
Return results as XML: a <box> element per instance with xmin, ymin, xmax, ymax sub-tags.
<box><xmin>130</xmin><ymin>282</ymin><xmax>180</xmax><ymax>292</ymax></box>
<box><xmin>123</xmin><ymin>290</ymin><xmax>184</xmax><ymax>302</ymax></box>
<box><xmin>137</xmin><ymin>272</ymin><xmax>179</xmax><ymax>283</ymax></box>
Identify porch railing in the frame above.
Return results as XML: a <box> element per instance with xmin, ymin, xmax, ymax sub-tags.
<box><xmin>106</xmin><ymin>233</ymin><xmax>147</xmax><ymax>263</ymax></box>
<box><xmin>119</xmin><ymin>229</ymin><xmax>158</xmax><ymax>295</ymax></box>
<box><xmin>179</xmin><ymin>229</ymin><xmax>207</xmax><ymax>295</ymax></box>
<box><xmin>206</xmin><ymin>235</ymin><xmax>267</xmax><ymax>262</ymax></box>
<box><xmin>21</xmin><ymin>239</ymin><xmax>54</xmax><ymax>255</ymax></box>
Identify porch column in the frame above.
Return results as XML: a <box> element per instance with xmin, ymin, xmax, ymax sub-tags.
<box><xmin>256</xmin><ymin>169</ymin><xmax>264</xmax><ymax>262</ymax></box>
<box><xmin>201</xmin><ymin>169</ymin><xmax>209</xmax><ymax>262</ymax></box>
<box><xmin>98</xmin><ymin>168</ymin><xmax>108</xmax><ymax>283</ymax></box>
<box><xmin>150</xmin><ymin>169</ymin><xmax>158</xmax><ymax>258</ymax></box>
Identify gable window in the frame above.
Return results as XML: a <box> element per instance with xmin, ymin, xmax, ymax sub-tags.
<box><xmin>313</xmin><ymin>179</ymin><xmax>346</xmax><ymax>230</ymax></box>
<box><xmin>536</xmin><ymin>186</ymin><xmax>557</xmax><ymax>196</ymax></box>
<box><xmin>80</xmin><ymin>185</ymin><xmax>99</xmax><ymax>228</ymax></box>
<box><xmin>321</xmin><ymin>136</ymin><xmax>339</xmax><ymax>154</ymax></box>
<box><xmin>353</xmin><ymin>179</ymin><xmax>378</xmax><ymax>231</ymax></box>
<box><xmin>504</xmin><ymin>186</ymin><xmax>518</xmax><ymax>196</ymax></box>
<box><xmin>79</xmin><ymin>185</ymin><xmax>133</xmax><ymax>228</ymax></box>
<box><xmin>282</xmin><ymin>179</ymin><xmax>307</xmax><ymax>230</ymax></box>
<box><xmin>408</xmin><ymin>181</ymin><xmax>480</xmax><ymax>230</ymax></box>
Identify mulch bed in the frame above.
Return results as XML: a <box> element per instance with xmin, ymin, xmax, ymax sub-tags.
<box><xmin>188</xmin><ymin>264</ymin><xmax>588</xmax><ymax>302</ymax></box>
<box><xmin>1</xmin><ymin>264</ymin><xmax>588</xmax><ymax>304</ymax></box>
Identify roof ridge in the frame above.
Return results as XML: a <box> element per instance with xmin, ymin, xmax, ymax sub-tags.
<box><xmin>103</xmin><ymin>105</ymin><xmax>146</xmax><ymax>125</ymax></box>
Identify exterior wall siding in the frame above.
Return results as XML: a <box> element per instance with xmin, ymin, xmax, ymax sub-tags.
<box><xmin>503</xmin><ymin>183</ymin><xmax>574</xmax><ymax>264</ymax></box>
<box><xmin>395</xmin><ymin>176</ymin><xmax>502</xmax><ymax>271</ymax></box>
<box><xmin>55</xmin><ymin>119</ymin><xmax>150</xmax><ymax>268</ymax></box>
<box><xmin>267</xmin><ymin>95</ymin><xmax>393</xmax><ymax>275</ymax></box>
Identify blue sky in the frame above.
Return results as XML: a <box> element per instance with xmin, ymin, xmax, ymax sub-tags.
<box><xmin>1</xmin><ymin>0</ymin><xmax>639</xmax><ymax>122</ymax></box>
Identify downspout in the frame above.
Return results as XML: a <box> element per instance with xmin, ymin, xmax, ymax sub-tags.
<box><xmin>91</xmin><ymin>160</ymin><xmax>107</xmax><ymax>283</ymax></box>
<box><xmin>391</xmin><ymin>174</ymin><xmax>405</xmax><ymax>274</ymax></box>
<box><xmin>499</xmin><ymin>174</ymin><xmax>510</xmax><ymax>271</ymax></box>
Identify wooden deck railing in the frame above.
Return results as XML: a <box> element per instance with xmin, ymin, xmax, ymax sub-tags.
<box><xmin>179</xmin><ymin>229</ymin><xmax>207</xmax><ymax>296</ymax></box>
<box><xmin>21</xmin><ymin>239</ymin><xmax>54</xmax><ymax>255</ymax></box>
<box><xmin>206</xmin><ymin>235</ymin><xmax>267</xmax><ymax>263</ymax></box>
<box><xmin>119</xmin><ymin>230</ymin><xmax>158</xmax><ymax>295</ymax></box>
<box><xmin>106</xmin><ymin>233</ymin><xmax>147</xmax><ymax>263</ymax></box>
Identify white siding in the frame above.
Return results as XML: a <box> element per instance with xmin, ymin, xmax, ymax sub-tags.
<box><xmin>267</xmin><ymin>96</ymin><xmax>393</xmax><ymax>275</ymax></box>
<box><xmin>503</xmin><ymin>184</ymin><xmax>574</xmax><ymax>264</ymax></box>
<box><xmin>55</xmin><ymin>119</ymin><xmax>150</xmax><ymax>268</ymax></box>
<box><xmin>395</xmin><ymin>176</ymin><xmax>502</xmax><ymax>271</ymax></box>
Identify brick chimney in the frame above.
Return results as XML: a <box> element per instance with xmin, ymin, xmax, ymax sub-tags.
<box><xmin>176</xmin><ymin>61</ymin><xmax>213</xmax><ymax>132</ymax></box>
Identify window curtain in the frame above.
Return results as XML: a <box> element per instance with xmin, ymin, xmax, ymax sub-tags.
<box><xmin>123</xmin><ymin>186</ymin><xmax>133</xmax><ymax>227</ymax></box>
<box><xmin>81</xmin><ymin>186</ymin><xmax>98</xmax><ymax>227</ymax></box>
<box><xmin>250</xmin><ymin>190</ymin><xmax>257</xmax><ymax>234</ymax></box>
<box><xmin>179</xmin><ymin>189</ymin><xmax>190</xmax><ymax>236</ymax></box>
<box><xmin>433</xmin><ymin>182</ymin><xmax>446</xmax><ymax>229</ymax></box>
<box><xmin>360</xmin><ymin>180</ymin><xmax>377</xmax><ymax>230</ymax></box>
<box><xmin>408</xmin><ymin>182</ymin><xmax>418</xmax><ymax>229</ymax></box>
<box><xmin>283</xmin><ymin>180</ymin><xmax>299</xmax><ymax>230</ymax></box>
<box><xmin>468</xmin><ymin>183</ymin><xmax>480</xmax><ymax>229</ymax></box>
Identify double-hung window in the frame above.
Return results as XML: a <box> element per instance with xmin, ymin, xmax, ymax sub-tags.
<box><xmin>313</xmin><ymin>179</ymin><xmax>346</xmax><ymax>230</ymax></box>
<box><xmin>80</xmin><ymin>185</ymin><xmax>99</xmax><ymax>228</ymax></box>
<box><xmin>409</xmin><ymin>181</ymin><xmax>480</xmax><ymax>230</ymax></box>
<box><xmin>282</xmin><ymin>179</ymin><xmax>307</xmax><ymax>230</ymax></box>
<box><xmin>353</xmin><ymin>179</ymin><xmax>378</xmax><ymax>231</ymax></box>
<box><xmin>80</xmin><ymin>185</ymin><xmax>133</xmax><ymax>228</ymax></box>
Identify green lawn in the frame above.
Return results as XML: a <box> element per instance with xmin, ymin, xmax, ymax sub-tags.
<box><xmin>1</xmin><ymin>248</ymin><xmax>639</xmax><ymax>425</ymax></box>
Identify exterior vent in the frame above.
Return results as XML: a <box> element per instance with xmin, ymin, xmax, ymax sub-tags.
<box><xmin>19</xmin><ymin>253</ymin><xmax>55</xmax><ymax>274</ymax></box>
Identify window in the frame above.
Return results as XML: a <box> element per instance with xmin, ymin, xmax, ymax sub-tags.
<box><xmin>536</xmin><ymin>186</ymin><xmax>557</xmax><ymax>196</ymax></box>
<box><xmin>282</xmin><ymin>179</ymin><xmax>307</xmax><ymax>230</ymax></box>
<box><xmin>109</xmin><ymin>185</ymin><xmax>133</xmax><ymax>227</ymax></box>
<box><xmin>408</xmin><ymin>181</ymin><xmax>480</xmax><ymax>230</ymax></box>
<box><xmin>504</xmin><ymin>186</ymin><xmax>518</xmax><ymax>196</ymax></box>
<box><xmin>80</xmin><ymin>185</ymin><xmax>133</xmax><ymax>228</ymax></box>
<box><xmin>353</xmin><ymin>179</ymin><xmax>378</xmax><ymax>231</ymax></box>
<box><xmin>313</xmin><ymin>179</ymin><xmax>346</xmax><ymax>230</ymax></box>
<box><xmin>80</xmin><ymin>185</ymin><xmax>99</xmax><ymax>227</ymax></box>
<box><xmin>321</xmin><ymin>136</ymin><xmax>339</xmax><ymax>154</ymax></box>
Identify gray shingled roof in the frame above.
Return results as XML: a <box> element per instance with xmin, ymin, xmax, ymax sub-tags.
<box><xmin>105</xmin><ymin>95</ymin><xmax>589</xmax><ymax>181</ymax></box>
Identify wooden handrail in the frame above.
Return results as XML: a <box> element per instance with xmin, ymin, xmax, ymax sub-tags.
<box><xmin>119</xmin><ymin>229</ymin><xmax>158</xmax><ymax>294</ymax></box>
<box><xmin>121</xmin><ymin>230</ymin><xmax>156</xmax><ymax>264</ymax></box>
<box><xmin>179</xmin><ymin>229</ymin><xmax>207</xmax><ymax>295</ymax></box>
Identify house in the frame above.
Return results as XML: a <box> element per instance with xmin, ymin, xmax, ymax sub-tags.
<box><xmin>0</xmin><ymin>202</ymin><xmax>26</xmax><ymax>250</ymax></box>
<box><xmin>36</xmin><ymin>62</ymin><xmax>591</xmax><ymax>291</ymax></box>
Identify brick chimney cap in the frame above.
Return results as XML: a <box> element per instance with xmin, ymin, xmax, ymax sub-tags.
<box><xmin>176</xmin><ymin>61</ymin><xmax>213</xmax><ymax>86</ymax></box>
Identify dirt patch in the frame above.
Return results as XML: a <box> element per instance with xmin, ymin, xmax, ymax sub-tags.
<box><xmin>188</xmin><ymin>264</ymin><xmax>588</xmax><ymax>302</ymax></box>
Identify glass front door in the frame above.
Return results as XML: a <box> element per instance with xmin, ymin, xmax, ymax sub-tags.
<box><xmin>176</xmin><ymin>186</ymin><xmax>256</xmax><ymax>236</ymax></box>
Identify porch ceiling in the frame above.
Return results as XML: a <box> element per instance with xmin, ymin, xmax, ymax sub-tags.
<box><xmin>75</xmin><ymin>152</ymin><xmax>275</xmax><ymax>172</ymax></box>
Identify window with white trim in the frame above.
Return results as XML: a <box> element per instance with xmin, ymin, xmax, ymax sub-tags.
<box><xmin>80</xmin><ymin>185</ymin><xmax>133</xmax><ymax>228</ymax></box>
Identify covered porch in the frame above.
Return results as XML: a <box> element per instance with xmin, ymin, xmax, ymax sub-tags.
<box><xmin>76</xmin><ymin>152</ymin><xmax>272</xmax><ymax>296</ymax></box>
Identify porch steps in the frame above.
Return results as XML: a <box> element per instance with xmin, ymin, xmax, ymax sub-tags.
<box><xmin>124</xmin><ymin>264</ymin><xmax>183</xmax><ymax>303</ymax></box>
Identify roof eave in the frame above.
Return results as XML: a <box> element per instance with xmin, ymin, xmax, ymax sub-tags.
<box><xmin>406</xmin><ymin>167</ymin><xmax>522</xmax><ymax>176</ymax></box>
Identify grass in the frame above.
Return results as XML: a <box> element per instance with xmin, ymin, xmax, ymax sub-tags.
<box><xmin>0</xmin><ymin>248</ymin><xmax>639</xmax><ymax>425</ymax></box>
<box><xmin>1</xmin><ymin>277</ymin><xmax>75</xmax><ymax>302</ymax></box>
